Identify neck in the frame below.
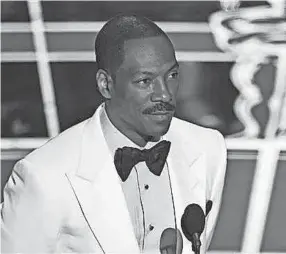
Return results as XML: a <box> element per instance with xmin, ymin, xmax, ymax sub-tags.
<box><xmin>105</xmin><ymin>103</ymin><xmax>159</xmax><ymax>147</ymax></box>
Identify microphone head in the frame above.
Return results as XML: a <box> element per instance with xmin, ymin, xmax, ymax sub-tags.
<box><xmin>160</xmin><ymin>228</ymin><xmax>183</xmax><ymax>254</ymax></box>
<box><xmin>181</xmin><ymin>204</ymin><xmax>205</xmax><ymax>242</ymax></box>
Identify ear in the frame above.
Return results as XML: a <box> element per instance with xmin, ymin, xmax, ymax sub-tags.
<box><xmin>96</xmin><ymin>69</ymin><xmax>113</xmax><ymax>99</ymax></box>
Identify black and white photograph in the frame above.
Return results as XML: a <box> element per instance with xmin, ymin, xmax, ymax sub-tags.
<box><xmin>1</xmin><ymin>0</ymin><xmax>286</xmax><ymax>253</ymax></box>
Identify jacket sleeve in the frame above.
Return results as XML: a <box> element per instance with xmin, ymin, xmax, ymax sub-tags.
<box><xmin>1</xmin><ymin>159</ymin><xmax>64</xmax><ymax>253</ymax></box>
<box><xmin>205</xmin><ymin>131</ymin><xmax>227</xmax><ymax>249</ymax></box>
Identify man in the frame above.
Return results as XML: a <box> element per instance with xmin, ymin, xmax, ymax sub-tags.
<box><xmin>1</xmin><ymin>15</ymin><xmax>227</xmax><ymax>253</ymax></box>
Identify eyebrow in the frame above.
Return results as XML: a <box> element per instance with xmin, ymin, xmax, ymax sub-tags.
<box><xmin>134</xmin><ymin>62</ymin><xmax>179</xmax><ymax>76</ymax></box>
<box><xmin>139</xmin><ymin>71</ymin><xmax>156</xmax><ymax>76</ymax></box>
<box><xmin>167</xmin><ymin>62</ymin><xmax>179</xmax><ymax>72</ymax></box>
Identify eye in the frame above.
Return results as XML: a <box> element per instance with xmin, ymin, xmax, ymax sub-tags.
<box><xmin>136</xmin><ymin>78</ymin><xmax>152</xmax><ymax>86</ymax></box>
<box><xmin>168</xmin><ymin>71</ymin><xmax>179</xmax><ymax>79</ymax></box>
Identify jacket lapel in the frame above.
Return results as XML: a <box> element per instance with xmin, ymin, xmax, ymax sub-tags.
<box><xmin>66</xmin><ymin>104</ymin><xmax>140</xmax><ymax>253</ymax></box>
<box><xmin>165</xmin><ymin>129</ymin><xmax>207</xmax><ymax>254</ymax></box>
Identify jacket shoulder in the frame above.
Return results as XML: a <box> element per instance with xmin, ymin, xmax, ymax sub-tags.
<box><xmin>170</xmin><ymin>117</ymin><xmax>224</xmax><ymax>146</ymax></box>
<box><xmin>24</xmin><ymin>119</ymin><xmax>88</xmax><ymax>173</ymax></box>
<box><xmin>170</xmin><ymin>117</ymin><xmax>226</xmax><ymax>169</ymax></box>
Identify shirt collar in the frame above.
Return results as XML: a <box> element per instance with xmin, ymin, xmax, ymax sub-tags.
<box><xmin>100</xmin><ymin>103</ymin><xmax>163</xmax><ymax>156</ymax></box>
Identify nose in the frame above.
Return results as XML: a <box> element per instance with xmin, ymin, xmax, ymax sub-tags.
<box><xmin>151</xmin><ymin>77</ymin><xmax>172</xmax><ymax>102</ymax></box>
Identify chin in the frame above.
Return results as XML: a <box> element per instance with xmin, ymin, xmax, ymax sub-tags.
<box><xmin>141</xmin><ymin>115</ymin><xmax>173</xmax><ymax>138</ymax></box>
<box><xmin>147</xmin><ymin>124</ymin><xmax>171</xmax><ymax>138</ymax></box>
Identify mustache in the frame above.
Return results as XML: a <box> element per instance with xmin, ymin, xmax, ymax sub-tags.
<box><xmin>143</xmin><ymin>102</ymin><xmax>175</xmax><ymax>114</ymax></box>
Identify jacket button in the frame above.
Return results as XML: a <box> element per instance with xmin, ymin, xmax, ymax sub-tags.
<box><xmin>144</xmin><ymin>184</ymin><xmax>149</xmax><ymax>190</ymax></box>
<box><xmin>149</xmin><ymin>224</ymin><xmax>154</xmax><ymax>231</ymax></box>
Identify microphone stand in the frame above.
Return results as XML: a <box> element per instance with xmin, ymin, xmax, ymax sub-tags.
<box><xmin>192</xmin><ymin>233</ymin><xmax>201</xmax><ymax>254</ymax></box>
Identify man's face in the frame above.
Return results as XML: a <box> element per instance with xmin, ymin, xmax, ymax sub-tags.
<box><xmin>108</xmin><ymin>36</ymin><xmax>180</xmax><ymax>140</ymax></box>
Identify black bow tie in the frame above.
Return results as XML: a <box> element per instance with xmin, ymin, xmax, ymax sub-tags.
<box><xmin>114</xmin><ymin>140</ymin><xmax>171</xmax><ymax>182</ymax></box>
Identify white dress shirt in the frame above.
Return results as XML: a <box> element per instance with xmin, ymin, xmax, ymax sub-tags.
<box><xmin>100</xmin><ymin>107</ymin><xmax>176</xmax><ymax>252</ymax></box>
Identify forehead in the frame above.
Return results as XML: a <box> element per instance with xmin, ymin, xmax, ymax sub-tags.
<box><xmin>120</xmin><ymin>36</ymin><xmax>177</xmax><ymax>74</ymax></box>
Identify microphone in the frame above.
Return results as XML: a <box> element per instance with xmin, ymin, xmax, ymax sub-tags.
<box><xmin>160</xmin><ymin>228</ymin><xmax>183</xmax><ymax>254</ymax></box>
<box><xmin>181</xmin><ymin>204</ymin><xmax>205</xmax><ymax>254</ymax></box>
<box><xmin>206</xmin><ymin>200</ymin><xmax>213</xmax><ymax>217</ymax></box>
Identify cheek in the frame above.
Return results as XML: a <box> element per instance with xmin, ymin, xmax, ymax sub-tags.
<box><xmin>168</xmin><ymin>81</ymin><xmax>179</xmax><ymax>97</ymax></box>
<box><xmin>126</xmin><ymin>86</ymin><xmax>151</xmax><ymax>108</ymax></box>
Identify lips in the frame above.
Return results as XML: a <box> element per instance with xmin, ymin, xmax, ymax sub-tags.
<box><xmin>145</xmin><ymin>111</ymin><xmax>174</xmax><ymax>122</ymax></box>
<box><xmin>149</xmin><ymin>111</ymin><xmax>174</xmax><ymax>116</ymax></box>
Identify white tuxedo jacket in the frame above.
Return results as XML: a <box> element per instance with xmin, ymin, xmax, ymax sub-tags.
<box><xmin>1</xmin><ymin>104</ymin><xmax>227</xmax><ymax>254</ymax></box>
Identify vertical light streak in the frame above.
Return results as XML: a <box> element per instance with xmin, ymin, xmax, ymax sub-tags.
<box><xmin>27</xmin><ymin>0</ymin><xmax>60</xmax><ymax>137</ymax></box>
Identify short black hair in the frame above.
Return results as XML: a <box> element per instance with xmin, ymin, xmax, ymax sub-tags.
<box><xmin>95</xmin><ymin>14</ymin><xmax>172</xmax><ymax>79</ymax></box>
